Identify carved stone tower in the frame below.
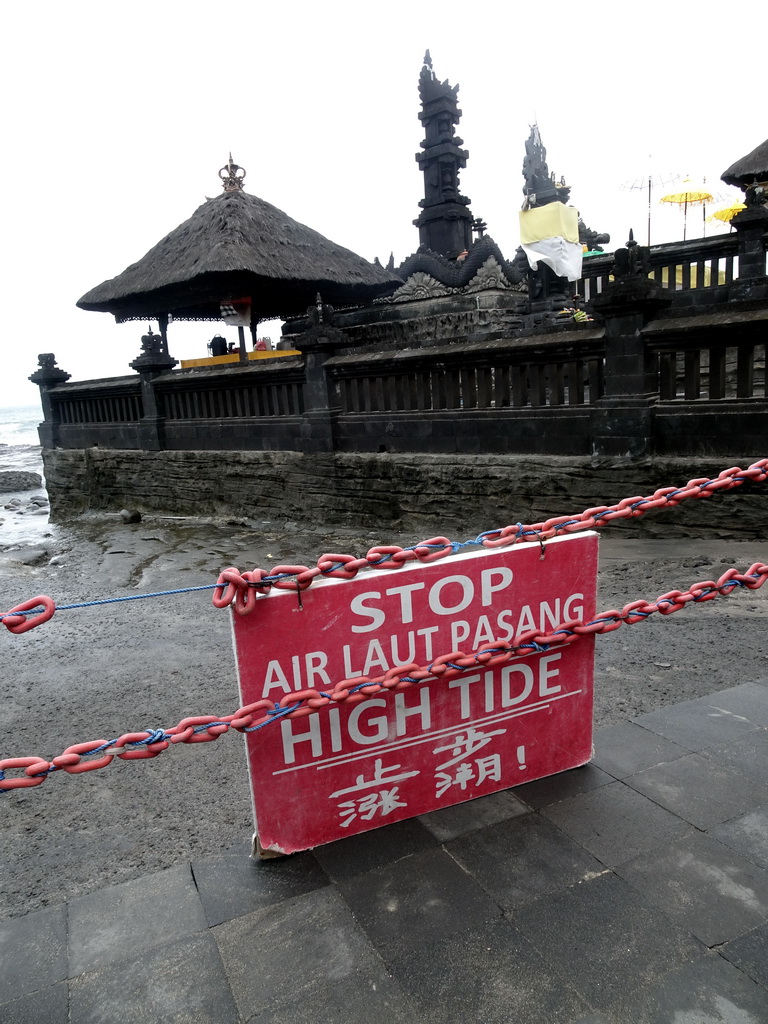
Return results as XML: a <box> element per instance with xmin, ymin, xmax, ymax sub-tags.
<box><xmin>413</xmin><ymin>51</ymin><xmax>474</xmax><ymax>259</ymax></box>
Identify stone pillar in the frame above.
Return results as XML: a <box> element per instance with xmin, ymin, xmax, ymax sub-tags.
<box><xmin>29</xmin><ymin>354</ymin><xmax>71</xmax><ymax>448</ymax></box>
<box><xmin>590</xmin><ymin>276</ymin><xmax>671</xmax><ymax>462</ymax></box>
<box><xmin>129</xmin><ymin>329</ymin><xmax>178</xmax><ymax>451</ymax></box>
<box><xmin>729</xmin><ymin>205</ymin><xmax>768</xmax><ymax>301</ymax></box>
<box><xmin>293</xmin><ymin>299</ymin><xmax>349</xmax><ymax>453</ymax></box>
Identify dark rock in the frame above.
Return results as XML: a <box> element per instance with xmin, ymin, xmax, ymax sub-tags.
<box><xmin>0</xmin><ymin>472</ymin><xmax>42</xmax><ymax>493</ymax></box>
<box><xmin>120</xmin><ymin>509</ymin><xmax>142</xmax><ymax>524</ymax></box>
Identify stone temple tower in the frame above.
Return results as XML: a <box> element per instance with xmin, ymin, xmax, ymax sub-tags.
<box><xmin>413</xmin><ymin>51</ymin><xmax>474</xmax><ymax>259</ymax></box>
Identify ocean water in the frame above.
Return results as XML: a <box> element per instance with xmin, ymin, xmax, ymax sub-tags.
<box><xmin>0</xmin><ymin>404</ymin><xmax>44</xmax><ymax>472</ymax></box>
<box><xmin>0</xmin><ymin>404</ymin><xmax>50</xmax><ymax>550</ymax></box>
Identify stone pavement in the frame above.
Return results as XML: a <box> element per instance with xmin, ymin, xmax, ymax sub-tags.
<box><xmin>3</xmin><ymin>681</ymin><xmax>768</xmax><ymax>1024</ymax></box>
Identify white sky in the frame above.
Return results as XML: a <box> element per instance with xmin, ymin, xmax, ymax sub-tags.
<box><xmin>0</xmin><ymin>0</ymin><xmax>757</xmax><ymax>409</ymax></box>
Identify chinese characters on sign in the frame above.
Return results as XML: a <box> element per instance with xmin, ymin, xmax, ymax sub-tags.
<box><xmin>232</xmin><ymin>533</ymin><xmax>598</xmax><ymax>854</ymax></box>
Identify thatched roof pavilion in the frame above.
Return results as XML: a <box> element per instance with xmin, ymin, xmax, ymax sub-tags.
<box><xmin>77</xmin><ymin>159</ymin><xmax>401</xmax><ymax>326</ymax></box>
<box><xmin>721</xmin><ymin>137</ymin><xmax>768</xmax><ymax>189</ymax></box>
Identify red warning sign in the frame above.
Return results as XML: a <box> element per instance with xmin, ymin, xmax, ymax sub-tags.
<box><xmin>232</xmin><ymin>532</ymin><xmax>598</xmax><ymax>853</ymax></box>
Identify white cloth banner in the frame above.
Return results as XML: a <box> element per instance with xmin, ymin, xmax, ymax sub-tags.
<box><xmin>521</xmin><ymin>237</ymin><xmax>583</xmax><ymax>282</ymax></box>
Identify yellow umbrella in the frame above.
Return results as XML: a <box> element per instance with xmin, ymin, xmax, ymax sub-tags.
<box><xmin>659</xmin><ymin>178</ymin><xmax>714</xmax><ymax>240</ymax></box>
<box><xmin>707</xmin><ymin>201</ymin><xmax>746</xmax><ymax>225</ymax></box>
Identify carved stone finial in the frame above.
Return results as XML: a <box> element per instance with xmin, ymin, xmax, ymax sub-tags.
<box><xmin>29</xmin><ymin>353</ymin><xmax>71</xmax><ymax>386</ymax></box>
<box><xmin>140</xmin><ymin>326</ymin><xmax>162</xmax><ymax>354</ymax></box>
<box><xmin>130</xmin><ymin>326</ymin><xmax>177</xmax><ymax>374</ymax></box>
<box><xmin>611</xmin><ymin>228</ymin><xmax>651</xmax><ymax>279</ymax></box>
<box><xmin>415</xmin><ymin>53</ymin><xmax>473</xmax><ymax>257</ymax></box>
<box><xmin>218</xmin><ymin>154</ymin><xmax>246</xmax><ymax>193</ymax></box>
<box><xmin>418</xmin><ymin>51</ymin><xmax>460</xmax><ymax>104</ymax></box>
<box><xmin>522</xmin><ymin>125</ymin><xmax>570</xmax><ymax>206</ymax></box>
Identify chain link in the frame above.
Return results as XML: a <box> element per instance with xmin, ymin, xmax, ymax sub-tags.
<box><xmin>3</xmin><ymin>561</ymin><xmax>765</xmax><ymax>792</ymax></box>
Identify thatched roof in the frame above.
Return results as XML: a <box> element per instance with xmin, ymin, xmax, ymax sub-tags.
<box><xmin>721</xmin><ymin>137</ymin><xmax>768</xmax><ymax>188</ymax></box>
<box><xmin>77</xmin><ymin>190</ymin><xmax>402</xmax><ymax>322</ymax></box>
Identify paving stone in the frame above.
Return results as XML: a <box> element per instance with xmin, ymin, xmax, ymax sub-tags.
<box><xmin>623</xmin><ymin>752</ymin><xmax>766</xmax><ymax>830</ymax></box>
<box><xmin>614</xmin><ymin>951</ymin><xmax>768</xmax><ymax>1024</ymax></box>
<box><xmin>446</xmin><ymin>814</ymin><xmax>606</xmax><ymax>911</ymax></box>
<box><xmin>0</xmin><ymin>905</ymin><xmax>67</xmax><ymax>1001</ymax></box>
<box><xmin>214</xmin><ymin>887</ymin><xmax>382</xmax><ymax>1020</ymax></box>
<box><xmin>700</xmin><ymin>729</ymin><xmax>768</xmax><ymax>784</ymax></box>
<box><xmin>191</xmin><ymin>847</ymin><xmax>329</xmax><ymax>927</ymax></box>
<box><xmin>247</xmin><ymin>966</ymin><xmax>418</xmax><ymax>1024</ymax></box>
<box><xmin>633</xmin><ymin>696</ymin><xmax>761</xmax><ymax>750</ymax></box>
<box><xmin>337</xmin><ymin>847</ymin><xmax>502</xmax><ymax>960</ymax></box>
<box><xmin>67</xmin><ymin>864</ymin><xmax>208</xmax><ymax>976</ymax></box>
<box><xmin>616</xmin><ymin>832</ymin><xmax>768</xmax><ymax>947</ymax></box>
<box><xmin>539</xmin><ymin>781</ymin><xmax>693</xmax><ymax>866</ymax></box>
<box><xmin>513</xmin><ymin>872</ymin><xmax>706</xmax><ymax>1013</ymax></box>
<box><xmin>0</xmin><ymin>982</ymin><xmax>68</xmax><ymax>1024</ymax></box>
<box><xmin>701</xmin><ymin>681</ymin><xmax>768</xmax><ymax>728</ymax></box>
<box><xmin>418</xmin><ymin>787</ymin><xmax>530</xmax><ymax>842</ymax></box>
<box><xmin>721</xmin><ymin>920</ymin><xmax>768</xmax><ymax>989</ymax></box>
<box><xmin>513</xmin><ymin>763</ymin><xmax>614</xmax><ymax>809</ymax></box>
<box><xmin>387</xmin><ymin>916</ymin><xmax>592</xmax><ymax>1024</ymax></box>
<box><xmin>69</xmin><ymin>932</ymin><xmax>238</xmax><ymax>1024</ymax></box>
<box><xmin>591</xmin><ymin>722</ymin><xmax>690</xmax><ymax>779</ymax></box>
<box><xmin>311</xmin><ymin>817</ymin><xmax>437</xmax><ymax>882</ymax></box>
<box><xmin>709</xmin><ymin>805</ymin><xmax>768</xmax><ymax>870</ymax></box>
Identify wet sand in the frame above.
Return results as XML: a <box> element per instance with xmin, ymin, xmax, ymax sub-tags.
<box><xmin>1</xmin><ymin>513</ymin><xmax>766</xmax><ymax>918</ymax></box>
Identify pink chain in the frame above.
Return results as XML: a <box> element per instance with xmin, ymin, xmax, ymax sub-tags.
<box><xmin>2</xmin><ymin>561</ymin><xmax>765</xmax><ymax>792</ymax></box>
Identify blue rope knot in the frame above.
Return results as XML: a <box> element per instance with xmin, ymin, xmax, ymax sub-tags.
<box><xmin>520</xmin><ymin>641</ymin><xmax>548</xmax><ymax>654</ymax></box>
<box><xmin>128</xmin><ymin>729</ymin><xmax>168</xmax><ymax>748</ymax></box>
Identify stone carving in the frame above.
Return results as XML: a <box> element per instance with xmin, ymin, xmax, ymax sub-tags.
<box><xmin>745</xmin><ymin>179</ymin><xmax>767</xmax><ymax>207</ymax></box>
<box><xmin>578</xmin><ymin>219</ymin><xmax>610</xmax><ymax>252</ymax></box>
<box><xmin>380</xmin><ymin>236</ymin><xmax>526</xmax><ymax>303</ymax></box>
<box><xmin>307</xmin><ymin>293</ymin><xmax>336</xmax><ymax>326</ymax></box>
<box><xmin>388</xmin><ymin>272</ymin><xmax>458</xmax><ymax>303</ymax></box>
<box><xmin>464</xmin><ymin>257</ymin><xmax>522</xmax><ymax>293</ymax></box>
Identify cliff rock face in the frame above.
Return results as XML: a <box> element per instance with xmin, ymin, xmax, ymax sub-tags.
<box><xmin>42</xmin><ymin>448</ymin><xmax>767</xmax><ymax>539</ymax></box>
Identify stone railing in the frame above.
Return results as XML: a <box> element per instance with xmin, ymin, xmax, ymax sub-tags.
<box><xmin>31</xmin><ymin>217</ymin><xmax>768</xmax><ymax>463</ymax></box>
<box><xmin>577</xmin><ymin>234</ymin><xmax>741</xmax><ymax>304</ymax></box>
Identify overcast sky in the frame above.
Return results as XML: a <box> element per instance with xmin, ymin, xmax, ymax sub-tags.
<box><xmin>1</xmin><ymin>0</ymin><xmax>758</xmax><ymax>409</ymax></box>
